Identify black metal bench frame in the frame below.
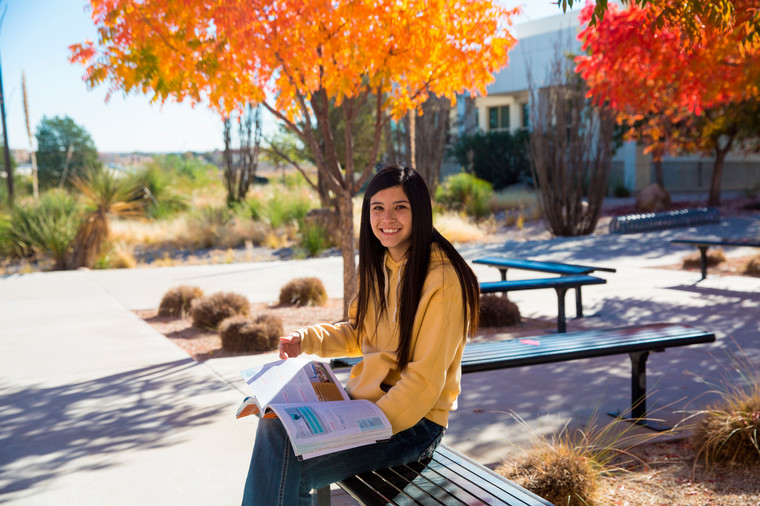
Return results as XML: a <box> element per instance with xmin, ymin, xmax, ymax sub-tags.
<box><xmin>479</xmin><ymin>275</ymin><xmax>607</xmax><ymax>333</ymax></box>
<box><xmin>474</xmin><ymin>257</ymin><xmax>615</xmax><ymax>321</ymax></box>
<box><xmin>671</xmin><ymin>236</ymin><xmax>760</xmax><ymax>280</ymax></box>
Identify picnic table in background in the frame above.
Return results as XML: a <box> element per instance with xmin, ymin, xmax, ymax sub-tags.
<box><xmin>670</xmin><ymin>237</ymin><xmax>760</xmax><ymax>280</ymax></box>
<box><xmin>473</xmin><ymin>257</ymin><xmax>616</xmax><ymax>322</ymax></box>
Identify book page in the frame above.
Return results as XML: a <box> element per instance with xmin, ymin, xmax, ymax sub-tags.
<box><xmin>240</xmin><ymin>358</ymin><xmax>349</xmax><ymax>412</ymax></box>
<box><xmin>268</xmin><ymin>400</ymin><xmax>392</xmax><ymax>459</ymax></box>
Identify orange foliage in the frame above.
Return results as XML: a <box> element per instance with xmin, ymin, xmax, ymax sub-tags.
<box><xmin>71</xmin><ymin>0</ymin><xmax>519</xmax><ymax>121</ymax></box>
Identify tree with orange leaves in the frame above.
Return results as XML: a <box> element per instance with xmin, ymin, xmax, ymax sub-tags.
<box><xmin>71</xmin><ymin>0</ymin><xmax>518</xmax><ymax>314</ymax></box>
<box><xmin>575</xmin><ymin>1</ymin><xmax>760</xmax><ymax>206</ymax></box>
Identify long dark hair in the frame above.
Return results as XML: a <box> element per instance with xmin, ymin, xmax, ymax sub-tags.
<box><xmin>355</xmin><ymin>164</ymin><xmax>479</xmax><ymax>371</ymax></box>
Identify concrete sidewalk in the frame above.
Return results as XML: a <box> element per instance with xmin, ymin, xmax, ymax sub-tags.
<box><xmin>1</xmin><ymin>215</ymin><xmax>758</xmax><ymax>505</ymax></box>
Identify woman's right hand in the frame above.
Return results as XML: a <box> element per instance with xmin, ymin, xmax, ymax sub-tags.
<box><xmin>279</xmin><ymin>331</ymin><xmax>301</xmax><ymax>359</ymax></box>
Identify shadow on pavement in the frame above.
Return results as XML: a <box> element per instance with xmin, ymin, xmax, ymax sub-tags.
<box><xmin>0</xmin><ymin>359</ymin><xmax>228</xmax><ymax>495</ymax></box>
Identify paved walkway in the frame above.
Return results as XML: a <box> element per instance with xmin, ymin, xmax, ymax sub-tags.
<box><xmin>1</xmin><ymin>215</ymin><xmax>758</xmax><ymax>505</ymax></box>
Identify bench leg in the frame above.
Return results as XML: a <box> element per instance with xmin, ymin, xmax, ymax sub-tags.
<box><xmin>608</xmin><ymin>350</ymin><xmax>670</xmax><ymax>431</ymax></box>
<box><xmin>554</xmin><ymin>287</ymin><xmax>568</xmax><ymax>333</ymax></box>
<box><xmin>313</xmin><ymin>486</ymin><xmax>331</xmax><ymax>506</ymax></box>
<box><xmin>698</xmin><ymin>246</ymin><xmax>709</xmax><ymax>281</ymax></box>
<box><xmin>574</xmin><ymin>287</ymin><xmax>583</xmax><ymax>318</ymax></box>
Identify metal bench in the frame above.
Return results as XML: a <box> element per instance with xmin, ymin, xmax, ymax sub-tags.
<box><xmin>330</xmin><ymin>323</ymin><xmax>715</xmax><ymax>431</ymax></box>
<box><xmin>609</xmin><ymin>207</ymin><xmax>720</xmax><ymax>234</ymax></box>
<box><xmin>316</xmin><ymin>443</ymin><xmax>552</xmax><ymax>505</ymax></box>
<box><xmin>474</xmin><ymin>257</ymin><xmax>616</xmax><ymax>319</ymax></box>
<box><xmin>670</xmin><ymin>236</ymin><xmax>760</xmax><ymax>280</ymax></box>
<box><xmin>479</xmin><ymin>275</ymin><xmax>607</xmax><ymax>333</ymax></box>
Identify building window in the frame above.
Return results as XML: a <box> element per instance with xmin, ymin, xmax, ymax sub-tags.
<box><xmin>522</xmin><ymin>103</ymin><xmax>530</xmax><ymax>128</ymax></box>
<box><xmin>487</xmin><ymin>105</ymin><xmax>511</xmax><ymax>132</ymax></box>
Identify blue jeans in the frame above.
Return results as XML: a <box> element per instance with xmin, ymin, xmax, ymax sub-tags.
<box><xmin>241</xmin><ymin>416</ymin><xmax>444</xmax><ymax>505</ymax></box>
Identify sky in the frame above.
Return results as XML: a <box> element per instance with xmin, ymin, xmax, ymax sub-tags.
<box><xmin>1</xmin><ymin>0</ymin><xmax>572</xmax><ymax>154</ymax></box>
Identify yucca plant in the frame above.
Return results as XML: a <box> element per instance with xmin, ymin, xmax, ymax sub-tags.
<box><xmin>4</xmin><ymin>190</ymin><xmax>82</xmax><ymax>267</ymax></box>
<box><xmin>65</xmin><ymin>168</ymin><xmax>143</xmax><ymax>269</ymax></box>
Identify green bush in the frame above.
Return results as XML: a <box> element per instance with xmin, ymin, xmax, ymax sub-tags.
<box><xmin>191</xmin><ymin>291</ymin><xmax>251</xmax><ymax>329</ymax></box>
<box><xmin>159</xmin><ymin>285</ymin><xmax>205</xmax><ymax>317</ymax></box>
<box><xmin>435</xmin><ymin>172</ymin><xmax>493</xmax><ymax>219</ymax></box>
<box><xmin>479</xmin><ymin>295</ymin><xmax>521</xmax><ymax>327</ymax></box>
<box><xmin>299</xmin><ymin>221</ymin><xmax>331</xmax><ymax>257</ymax></box>
<box><xmin>448</xmin><ymin>130</ymin><xmax>530</xmax><ymax>190</ymax></box>
<box><xmin>127</xmin><ymin>164</ymin><xmax>189</xmax><ymax>219</ymax></box>
<box><xmin>265</xmin><ymin>190</ymin><xmax>315</xmax><ymax>229</ymax></box>
<box><xmin>219</xmin><ymin>314</ymin><xmax>284</xmax><ymax>353</ymax></box>
<box><xmin>279</xmin><ymin>277</ymin><xmax>328</xmax><ymax>307</ymax></box>
<box><xmin>4</xmin><ymin>190</ymin><xmax>82</xmax><ymax>265</ymax></box>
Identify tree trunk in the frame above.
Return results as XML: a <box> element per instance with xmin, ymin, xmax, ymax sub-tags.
<box><xmin>653</xmin><ymin>154</ymin><xmax>665</xmax><ymax>188</ymax></box>
<box><xmin>709</xmin><ymin>149</ymin><xmax>727</xmax><ymax>207</ymax></box>
<box><xmin>336</xmin><ymin>189</ymin><xmax>356</xmax><ymax>317</ymax></box>
<box><xmin>0</xmin><ymin>58</ymin><xmax>13</xmax><ymax>205</ymax></box>
<box><xmin>708</xmin><ymin>131</ymin><xmax>735</xmax><ymax>207</ymax></box>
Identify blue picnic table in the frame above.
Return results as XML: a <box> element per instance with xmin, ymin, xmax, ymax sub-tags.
<box><xmin>670</xmin><ymin>236</ymin><xmax>760</xmax><ymax>280</ymax></box>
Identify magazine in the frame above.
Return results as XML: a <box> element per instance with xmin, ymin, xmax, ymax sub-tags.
<box><xmin>235</xmin><ymin>357</ymin><xmax>393</xmax><ymax>459</ymax></box>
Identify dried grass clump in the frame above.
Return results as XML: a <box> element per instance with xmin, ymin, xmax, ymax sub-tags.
<box><xmin>191</xmin><ymin>291</ymin><xmax>250</xmax><ymax>329</ymax></box>
<box><xmin>682</xmin><ymin>248</ymin><xmax>726</xmax><ymax>269</ymax></box>
<box><xmin>279</xmin><ymin>277</ymin><xmax>327</xmax><ymax>307</ymax></box>
<box><xmin>744</xmin><ymin>254</ymin><xmax>760</xmax><ymax>276</ymax></box>
<box><xmin>479</xmin><ymin>294</ymin><xmax>521</xmax><ymax>327</ymax></box>
<box><xmin>692</xmin><ymin>381</ymin><xmax>760</xmax><ymax>468</ymax></box>
<box><xmin>219</xmin><ymin>314</ymin><xmax>284</xmax><ymax>353</ymax></box>
<box><xmin>495</xmin><ymin>443</ymin><xmax>597</xmax><ymax>506</ymax></box>
<box><xmin>158</xmin><ymin>285</ymin><xmax>205</xmax><ymax>317</ymax></box>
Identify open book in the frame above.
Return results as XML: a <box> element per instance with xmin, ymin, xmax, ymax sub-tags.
<box><xmin>235</xmin><ymin>357</ymin><xmax>392</xmax><ymax>460</ymax></box>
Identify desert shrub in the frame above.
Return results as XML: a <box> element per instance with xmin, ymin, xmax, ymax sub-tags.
<box><xmin>479</xmin><ymin>295</ymin><xmax>521</xmax><ymax>327</ymax></box>
<box><xmin>744</xmin><ymin>254</ymin><xmax>760</xmax><ymax>276</ymax></box>
<box><xmin>279</xmin><ymin>277</ymin><xmax>327</xmax><ymax>307</ymax></box>
<box><xmin>299</xmin><ymin>221</ymin><xmax>331</xmax><ymax>257</ymax></box>
<box><xmin>496</xmin><ymin>443</ymin><xmax>597</xmax><ymax>506</ymax></box>
<box><xmin>219</xmin><ymin>314</ymin><xmax>284</xmax><ymax>353</ymax></box>
<box><xmin>435</xmin><ymin>172</ymin><xmax>493</xmax><ymax>219</ymax></box>
<box><xmin>159</xmin><ymin>285</ymin><xmax>205</xmax><ymax>317</ymax></box>
<box><xmin>682</xmin><ymin>248</ymin><xmax>726</xmax><ymax>269</ymax></box>
<box><xmin>692</xmin><ymin>376</ymin><xmax>760</xmax><ymax>468</ymax></box>
<box><xmin>4</xmin><ymin>189</ymin><xmax>82</xmax><ymax>266</ymax></box>
<box><xmin>191</xmin><ymin>291</ymin><xmax>250</xmax><ymax>329</ymax></box>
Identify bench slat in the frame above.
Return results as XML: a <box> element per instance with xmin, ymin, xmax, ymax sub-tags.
<box><xmin>474</xmin><ymin>256</ymin><xmax>616</xmax><ymax>275</ymax></box>
<box><xmin>331</xmin><ymin>324</ymin><xmax>712</xmax><ymax>372</ymax></box>
<box><xmin>337</xmin><ymin>444</ymin><xmax>552</xmax><ymax>506</ymax></box>
<box><xmin>479</xmin><ymin>275</ymin><xmax>606</xmax><ymax>294</ymax></box>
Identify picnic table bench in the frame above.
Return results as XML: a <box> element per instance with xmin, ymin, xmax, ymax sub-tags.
<box><xmin>479</xmin><ymin>275</ymin><xmax>607</xmax><ymax>333</ymax></box>
<box><xmin>474</xmin><ymin>257</ymin><xmax>616</xmax><ymax>321</ymax></box>
<box><xmin>670</xmin><ymin>236</ymin><xmax>760</xmax><ymax>280</ymax></box>
<box><xmin>316</xmin><ymin>443</ymin><xmax>552</xmax><ymax>505</ymax></box>
<box><xmin>331</xmin><ymin>323</ymin><xmax>715</xmax><ymax>430</ymax></box>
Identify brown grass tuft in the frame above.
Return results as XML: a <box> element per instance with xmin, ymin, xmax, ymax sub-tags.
<box><xmin>190</xmin><ymin>291</ymin><xmax>250</xmax><ymax>329</ymax></box>
<box><xmin>479</xmin><ymin>294</ymin><xmax>521</xmax><ymax>327</ymax></box>
<box><xmin>682</xmin><ymin>248</ymin><xmax>726</xmax><ymax>269</ymax></box>
<box><xmin>744</xmin><ymin>254</ymin><xmax>760</xmax><ymax>276</ymax></box>
<box><xmin>219</xmin><ymin>314</ymin><xmax>284</xmax><ymax>353</ymax></box>
<box><xmin>495</xmin><ymin>443</ymin><xmax>597</xmax><ymax>506</ymax></box>
<box><xmin>158</xmin><ymin>285</ymin><xmax>205</xmax><ymax>318</ymax></box>
<box><xmin>692</xmin><ymin>382</ymin><xmax>760</xmax><ymax>468</ymax></box>
<box><xmin>278</xmin><ymin>277</ymin><xmax>327</xmax><ymax>307</ymax></box>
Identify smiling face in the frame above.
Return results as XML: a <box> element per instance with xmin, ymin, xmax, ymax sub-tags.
<box><xmin>369</xmin><ymin>185</ymin><xmax>413</xmax><ymax>261</ymax></box>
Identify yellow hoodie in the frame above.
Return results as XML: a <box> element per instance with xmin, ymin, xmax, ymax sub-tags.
<box><xmin>298</xmin><ymin>243</ymin><xmax>467</xmax><ymax>434</ymax></box>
